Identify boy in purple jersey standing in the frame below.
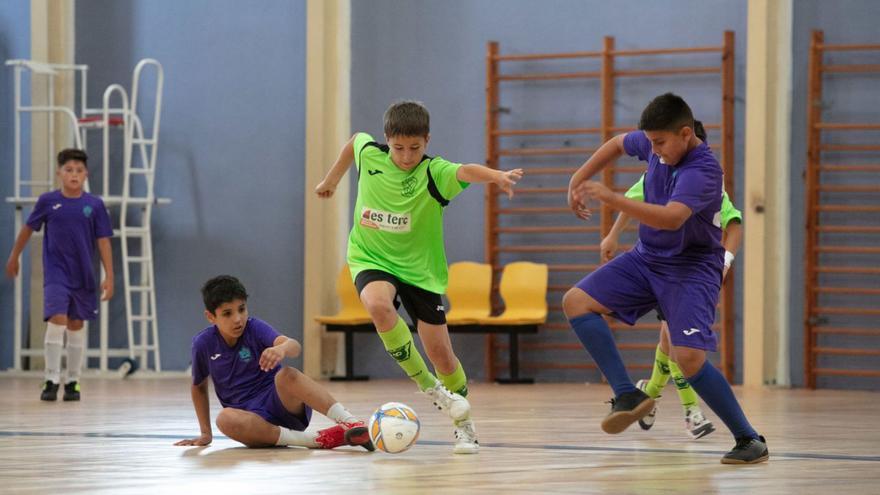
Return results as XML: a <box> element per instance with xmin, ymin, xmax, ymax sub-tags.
<box><xmin>563</xmin><ymin>93</ymin><xmax>768</xmax><ymax>464</ymax></box>
<box><xmin>175</xmin><ymin>275</ymin><xmax>374</xmax><ymax>451</ymax></box>
<box><xmin>6</xmin><ymin>149</ymin><xmax>114</xmax><ymax>402</ymax></box>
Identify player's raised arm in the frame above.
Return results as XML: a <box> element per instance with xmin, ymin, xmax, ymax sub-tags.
<box><xmin>456</xmin><ymin>164</ymin><xmax>523</xmax><ymax>199</ymax></box>
<box><xmin>315</xmin><ymin>134</ymin><xmax>358</xmax><ymax>198</ymax></box>
<box><xmin>259</xmin><ymin>336</ymin><xmax>302</xmax><ymax>372</ymax></box>
<box><xmin>574</xmin><ymin>181</ymin><xmax>693</xmax><ymax>231</ymax></box>
<box><xmin>174</xmin><ymin>379</ymin><xmax>212</xmax><ymax>446</ymax></box>
<box><xmin>568</xmin><ymin>134</ymin><xmax>627</xmax><ymax>219</ymax></box>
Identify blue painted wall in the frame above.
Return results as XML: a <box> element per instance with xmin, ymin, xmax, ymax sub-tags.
<box><xmin>350</xmin><ymin>0</ymin><xmax>749</xmax><ymax>382</ymax></box>
<box><xmin>72</xmin><ymin>0</ymin><xmax>308</xmax><ymax>371</ymax></box>
<box><xmin>0</xmin><ymin>0</ymin><xmax>31</xmax><ymax>370</ymax></box>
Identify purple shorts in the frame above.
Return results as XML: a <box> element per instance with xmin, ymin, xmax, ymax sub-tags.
<box><xmin>44</xmin><ymin>284</ymin><xmax>99</xmax><ymax>322</ymax></box>
<box><xmin>575</xmin><ymin>250</ymin><xmax>720</xmax><ymax>351</ymax></box>
<box><xmin>241</xmin><ymin>383</ymin><xmax>312</xmax><ymax>431</ymax></box>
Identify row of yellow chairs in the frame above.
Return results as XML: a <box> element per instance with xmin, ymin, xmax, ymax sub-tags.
<box><xmin>315</xmin><ymin>261</ymin><xmax>549</xmax><ymax>327</ymax></box>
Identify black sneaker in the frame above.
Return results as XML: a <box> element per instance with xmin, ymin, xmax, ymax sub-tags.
<box><xmin>63</xmin><ymin>381</ymin><xmax>81</xmax><ymax>401</ymax></box>
<box><xmin>601</xmin><ymin>388</ymin><xmax>655</xmax><ymax>434</ymax></box>
<box><xmin>40</xmin><ymin>380</ymin><xmax>60</xmax><ymax>401</ymax></box>
<box><xmin>721</xmin><ymin>435</ymin><xmax>769</xmax><ymax>464</ymax></box>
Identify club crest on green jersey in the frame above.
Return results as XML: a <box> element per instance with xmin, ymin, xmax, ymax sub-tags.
<box><xmin>401</xmin><ymin>176</ymin><xmax>418</xmax><ymax>197</ymax></box>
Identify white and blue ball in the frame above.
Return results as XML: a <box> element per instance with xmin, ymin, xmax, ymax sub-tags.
<box><xmin>369</xmin><ymin>402</ymin><xmax>420</xmax><ymax>454</ymax></box>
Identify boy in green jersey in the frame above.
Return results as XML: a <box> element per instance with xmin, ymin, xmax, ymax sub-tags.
<box><xmin>599</xmin><ymin>121</ymin><xmax>744</xmax><ymax>440</ymax></box>
<box><xmin>316</xmin><ymin>100</ymin><xmax>523</xmax><ymax>454</ymax></box>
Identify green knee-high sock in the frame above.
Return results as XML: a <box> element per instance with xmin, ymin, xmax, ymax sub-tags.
<box><xmin>669</xmin><ymin>360</ymin><xmax>699</xmax><ymax>410</ymax></box>
<box><xmin>644</xmin><ymin>345</ymin><xmax>672</xmax><ymax>398</ymax></box>
<box><xmin>378</xmin><ymin>317</ymin><xmax>437</xmax><ymax>391</ymax></box>
<box><xmin>437</xmin><ymin>361</ymin><xmax>468</xmax><ymax>397</ymax></box>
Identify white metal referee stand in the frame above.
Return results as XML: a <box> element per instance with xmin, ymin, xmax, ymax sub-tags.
<box><xmin>5</xmin><ymin>58</ymin><xmax>169</xmax><ymax>373</ymax></box>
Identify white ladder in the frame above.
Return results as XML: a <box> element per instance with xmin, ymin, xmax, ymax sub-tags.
<box><xmin>118</xmin><ymin>59</ymin><xmax>164</xmax><ymax>372</ymax></box>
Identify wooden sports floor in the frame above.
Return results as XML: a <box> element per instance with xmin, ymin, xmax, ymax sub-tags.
<box><xmin>1</xmin><ymin>376</ymin><xmax>877</xmax><ymax>494</ymax></box>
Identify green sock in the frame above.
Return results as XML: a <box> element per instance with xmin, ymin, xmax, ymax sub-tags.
<box><xmin>437</xmin><ymin>361</ymin><xmax>468</xmax><ymax>397</ymax></box>
<box><xmin>669</xmin><ymin>360</ymin><xmax>699</xmax><ymax>410</ymax></box>
<box><xmin>377</xmin><ymin>317</ymin><xmax>437</xmax><ymax>391</ymax></box>
<box><xmin>644</xmin><ymin>345</ymin><xmax>671</xmax><ymax>398</ymax></box>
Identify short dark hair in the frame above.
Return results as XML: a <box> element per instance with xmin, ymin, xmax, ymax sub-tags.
<box><xmin>201</xmin><ymin>275</ymin><xmax>249</xmax><ymax>314</ymax></box>
<box><xmin>383</xmin><ymin>100</ymin><xmax>430</xmax><ymax>138</ymax></box>
<box><xmin>57</xmin><ymin>148</ymin><xmax>88</xmax><ymax>168</ymax></box>
<box><xmin>693</xmin><ymin>120</ymin><xmax>707</xmax><ymax>143</ymax></box>
<box><xmin>637</xmin><ymin>93</ymin><xmax>695</xmax><ymax>133</ymax></box>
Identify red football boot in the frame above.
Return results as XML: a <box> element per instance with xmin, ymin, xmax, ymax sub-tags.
<box><xmin>315</xmin><ymin>421</ymin><xmax>375</xmax><ymax>452</ymax></box>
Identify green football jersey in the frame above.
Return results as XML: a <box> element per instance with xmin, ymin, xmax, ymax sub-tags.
<box><xmin>347</xmin><ymin>132</ymin><xmax>469</xmax><ymax>294</ymax></box>
<box><xmin>624</xmin><ymin>174</ymin><xmax>742</xmax><ymax>229</ymax></box>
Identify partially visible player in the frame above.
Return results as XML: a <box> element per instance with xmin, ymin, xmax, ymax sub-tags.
<box><xmin>5</xmin><ymin>149</ymin><xmax>113</xmax><ymax>402</ymax></box>
<box><xmin>175</xmin><ymin>275</ymin><xmax>374</xmax><ymax>451</ymax></box>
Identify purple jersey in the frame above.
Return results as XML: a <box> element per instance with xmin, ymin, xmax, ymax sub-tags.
<box><xmin>191</xmin><ymin>317</ymin><xmax>282</xmax><ymax>409</ymax></box>
<box><xmin>26</xmin><ymin>190</ymin><xmax>113</xmax><ymax>290</ymax></box>
<box><xmin>623</xmin><ymin>131</ymin><xmax>723</xmax><ymax>267</ymax></box>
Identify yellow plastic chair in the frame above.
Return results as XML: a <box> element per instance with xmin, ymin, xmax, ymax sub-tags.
<box><xmin>314</xmin><ymin>264</ymin><xmax>372</xmax><ymax>326</ymax></box>
<box><xmin>445</xmin><ymin>261</ymin><xmax>493</xmax><ymax>325</ymax></box>
<box><xmin>478</xmin><ymin>262</ymin><xmax>548</xmax><ymax>325</ymax></box>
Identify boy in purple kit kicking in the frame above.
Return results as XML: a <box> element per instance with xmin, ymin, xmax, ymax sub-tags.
<box><xmin>175</xmin><ymin>275</ymin><xmax>374</xmax><ymax>451</ymax></box>
<box><xmin>563</xmin><ymin>93</ymin><xmax>768</xmax><ymax>464</ymax></box>
<box><xmin>6</xmin><ymin>149</ymin><xmax>114</xmax><ymax>402</ymax></box>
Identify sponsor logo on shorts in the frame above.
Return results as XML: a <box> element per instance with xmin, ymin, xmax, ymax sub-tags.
<box><xmin>238</xmin><ymin>346</ymin><xmax>253</xmax><ymax>362</ymax></box>
<box><xmin>683</xmin><ymin>328</ymin><xmax>701</xmax><ymax>336</ymax></box>
<box><xmin>435</xmin><ymin>305</ymin><xmax>445</xmax><ymax>312</ymax></box>
<box><xmin>82</xmin><ymin>205</ymin><xmax>93</xmax><ymax>218</ymax></box>
<box><xmin>387</xmin><ymin>341</ymin><xmax>412</xmax><ymax>362</ymax></box>
<box><xmin>210</xmin><ymin>353</ymin><xmax>222</xmax><ymax>361</ymax></box>
<box><xmin>360</xmin><ymin>207</ymin><xmax>411</xmax><ymax>233</ymax></box>
<box><xmin>52</xmin><ymin>203</ymin><xmax>62</xmax><ymax>210</ymax></box>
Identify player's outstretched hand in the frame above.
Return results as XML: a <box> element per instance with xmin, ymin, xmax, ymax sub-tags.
<box><xmin>5</xmin><ymin>257</ymin><xmax>19</xmax><ymax>278</ymax></box>
<box><xmin>259</xmin><ymin>346</ymin><xmax>285</xmax><ymax>372</ymax></box>
<box><xmin>495</xmin><ymin>168</ymin><xmax>524</xmax><ymax>199</ymax></box>
<box><xmin>315</xmin><ymin>178</ymin><xmax>337</xmax><ymax>198</ymax></box>
<box><xmin>567</xmin><ymin>184</ymin><xmax>592</xmax><ymax>221</ymax></box>
<box><xmin>174</xmin><ymin>434</ymin><xmax>212</xmax><ymax>446</ymax></box>
<box><xmin>101</xmin><ymin>277</ymin><xmax>114</xmax><ymax>301</ymax></box>
<box><xmin>574</xmin><ymin>180</ymin><xmax>614</xmax><ymax>204</ymax></box>
<box><xmin>600</xmin><ymin>235</ymin><xmax>619</xmax><ymax>263</ymax></box>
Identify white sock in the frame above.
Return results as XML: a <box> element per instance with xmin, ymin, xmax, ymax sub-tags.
<box><xmin>65</xmin><ymin>328</ymin><xmax>86</xmax><ymax>383</ymax></box>
<box><xmin>326</xmin><ymin>402</ymin><xmax>357</xmax><ymax>423</ymax></box>
<box><xmin>275</xmin><ymin>427</ymin><xmax>318</xmax><ymax>448</ymax></box>
<box><xmin>44</xmin><ymin>322</ymin><xmax>65</xmax><ymax>384</ymax></box>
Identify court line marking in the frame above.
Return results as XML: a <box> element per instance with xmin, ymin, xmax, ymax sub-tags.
<box><xmin>1</xmin><ymin>430</ymin><xmax>878</xmax><ymax>462</ymax></box>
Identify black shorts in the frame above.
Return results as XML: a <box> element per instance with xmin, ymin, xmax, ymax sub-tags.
<box><xmin>354</xmin><ymin>269</ymin><xmax>446</xmax><ymax>325</ymax></box>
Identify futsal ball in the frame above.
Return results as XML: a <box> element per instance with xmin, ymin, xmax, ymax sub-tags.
<box><xmin>369</xmin><ymin>402</ymin><xmax>420</xmax><ymax>454</ymax></box>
